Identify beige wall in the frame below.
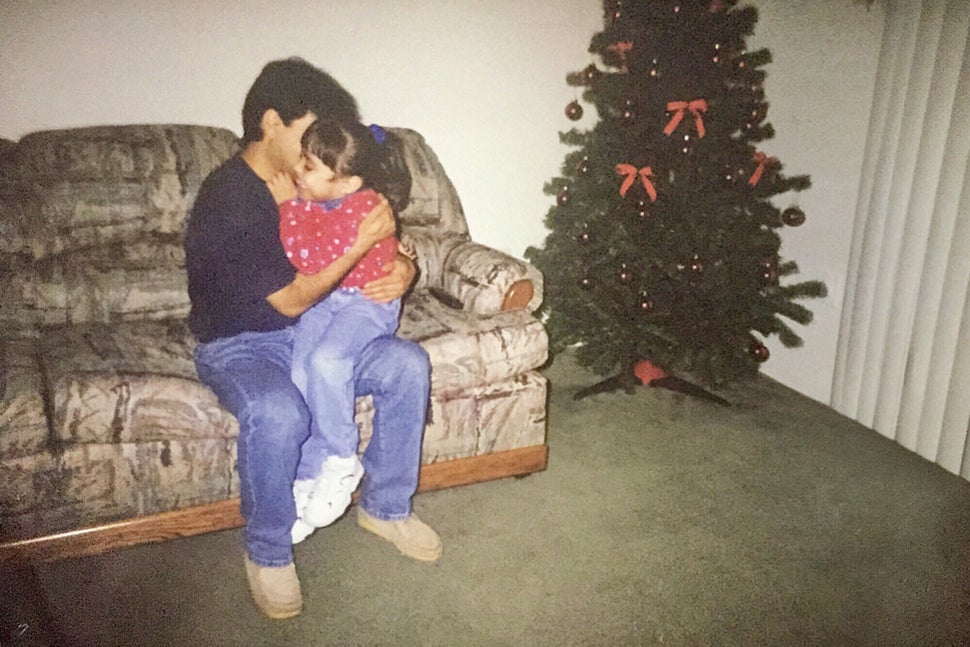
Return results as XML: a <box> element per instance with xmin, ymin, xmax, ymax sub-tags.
<box><xmin>749</xmin><ymin>1</ymin><xmax>886</xmax><ymax>402</ymax></box>
<box><xmin>0</xmin><ymin>0</ymin><xmax>886</xmax><ymax>404</ymax></box>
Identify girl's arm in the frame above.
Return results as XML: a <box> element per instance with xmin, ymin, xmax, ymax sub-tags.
<box><xmin>268</xmin><ymin>195</ymin><xmax>397</xmax><ymax>317</ymax></box>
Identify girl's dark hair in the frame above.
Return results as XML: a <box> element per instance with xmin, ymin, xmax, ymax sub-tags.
<box><xmin>241</xmin><ymin>57</ymin><xmax>360</xmax><ymax>146</ymax></box>
<box><xmin>302</xmin><ymin>121</ymin><xmax>412</xmax><ymax>214</ymax></box>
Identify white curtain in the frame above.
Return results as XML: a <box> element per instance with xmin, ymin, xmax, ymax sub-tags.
<box><xmin>832</xmin><ymin>0</ymin><xmax>970</xmax><ymax>478</ymax></box>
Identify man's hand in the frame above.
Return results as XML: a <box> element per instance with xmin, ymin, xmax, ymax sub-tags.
<box><xmin>358</xmin><ymin>197</ymin><xmax>411</xmax><ymax>302</ymax></box>
<box><xmin>362</xmin><ymin>255</ymin><xmax>417</xmax><ymax>303</ymax></box>
<box><xmin>267</xmin><ymin>171</ymin><xmax>297</xmax><ymax>205</ymax></box>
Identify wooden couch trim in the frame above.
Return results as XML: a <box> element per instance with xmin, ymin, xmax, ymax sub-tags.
<box><xmin>0</xmin><ymin>444</ymin><xmax>548</xmax><ymax>563</ymax></box>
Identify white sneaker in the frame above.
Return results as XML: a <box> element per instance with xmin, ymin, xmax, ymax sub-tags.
<box><xmin>302</xmin><ymin>455</ymin><xmax>364</xmax><ymax>528</ymax></box>
<box><xmin>291</xmin><ymin>518</ymin><xmax>316</xmax><ymax>544</ymax></box>
<box><xmin>293</xmin><ymin>478</ymin><xmax>314</xmax><ymax>515</ymax></box>
<box><xmin>291</xmin><ymin>478</ymin><xmax>316</xmax><ymax>544</ymax></box>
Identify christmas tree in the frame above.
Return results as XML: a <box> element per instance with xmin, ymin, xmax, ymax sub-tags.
<box><xmin>525</xmin><ymin>0</ymin><xmax>826</xmax><ymax>394</ymax></box>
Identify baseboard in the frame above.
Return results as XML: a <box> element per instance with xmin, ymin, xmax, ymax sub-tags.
<box><xmin>0</xmin><ymin>444</ymin><xmax>548</xmax><ymax>563</ymax></box>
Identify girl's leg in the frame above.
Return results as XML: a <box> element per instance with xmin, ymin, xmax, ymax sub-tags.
<box><xmin>291</xmin><ymin>300</ymin><xmax>336</xmax><ymax>482</ymax></box>
<box><xmin>300</xmin><ymin>292</ymin><xmax>400</xmax><ymax>464</ymax></box>
<box><xmin>296</xmin><ymin>292</ymin><xmax>400</xmax><ymax>531</ymax></box>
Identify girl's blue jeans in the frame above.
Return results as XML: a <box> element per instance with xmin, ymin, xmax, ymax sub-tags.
<box><xmin>193</xmin><ymin>325</ymin><xmax>430</xmax><ymax>567</ymax></box>
<box><xmin>291</xmin><ymin>291</ymin><xmax>401</xmax><ymax>476</ymax></box>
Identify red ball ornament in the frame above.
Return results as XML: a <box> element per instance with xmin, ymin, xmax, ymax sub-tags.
<box><xmin>637</xmin><ymin>200</ymin><xmax>650</xmax><ymax>218</ymax></box>
<box><xmin>583</xmin><ymin>64</ymin><xmax>600</xmax><ymax>84</ymax></box>
<box><xmin>681</xmin><ymin>133</ymin><xmax>693</xmax><ymax>155</ymax></box>
<box><xmin>761</xmin><ymin>266</ymin><xmax>779</xmax><ymax>286</ymax></box>
<box><xmin>576</xmin><ymin>230</ymin><xmax>591</xmax><ymax>244</ymax></box>
<box><xmin>618</xmin><ymin>263</ymin><xmax>633</xmax><ymax>283</ymax></box>
<box><xmin>606</xmin><ymin>0</ymin><xmax>623</xmax><ymax>25</ymax></box>
<box><xmin>565</xmin><ymin>100</ymin><xmax>583</xmax><ymax>121</ymax></box>
<box><xmin>577</xmin><ymin>157</ymin><xmax>590</xmax><ymax>174</ymax></box>
<box><xmin>689</xmin><ymin>254</ymin><xmax>704</xmax><ymax>275</ymax></box>
<box><xmin>557</xmin><ymin>188</ymin><xmax>570</xmax><ymax>206</ymax></box>
<box><xmin>782</xmin><ymin>206</ymin><xmax>806</xmax><ymax>227</ymax></box>
<box><xmin>751</xmin><ymin>102</ymin><xmax>769</xmax><ymax>124</ymax></box>
<box><xmin>621</xmin><ymin>98</ymin><xmax>636</xmax><ymax>121</ymax></box>
<box><xmin>749</xmin><ymin>342</ymin><xmax>770</xmax><ymax>363</ymax></box>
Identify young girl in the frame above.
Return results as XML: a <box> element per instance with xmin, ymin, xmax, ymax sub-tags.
<box><xmin>278</xmin><ymin>120</ymin><xmax>413</xmax><ymax>543</ymax></box>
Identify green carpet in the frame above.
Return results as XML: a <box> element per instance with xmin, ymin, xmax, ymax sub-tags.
<box><xmin>5</xmin><ymin>353</ymin><xmax>970</xmax><ymax>646</ymax></box>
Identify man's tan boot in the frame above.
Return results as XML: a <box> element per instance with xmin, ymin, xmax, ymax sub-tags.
<box><xmin>357</xmin><ymin>508</ymin><xmax>443</xmax><ymax>562</ymax></box>
<box><xmin>244</xmin><ymin>557</ymin><xmax>303</xmax><ymax>619</ymax></box>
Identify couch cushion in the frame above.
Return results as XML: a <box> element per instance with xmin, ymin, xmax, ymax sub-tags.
<box><xmin>357</xmin><ymin>370</ymin><xmax>547</xmax><ymax>464</ymax></box>
<box><xmin>1</xmin><ymin>238</ymin><xmax>189</xmax><ymax>330</ymax></box>
<box><xmin>42</xmin><ymin>294</ymin><xmax>548</xmax><ymax>444</ymax></box>
<box><xmin>388</xmin><ymin>128</ymin><xmax>469</xmax><ymax>236</ymax></box>
<box><xmin>399</xmin><ymin>290</ymin><xmax>548</xmax><ymax>395</ymax></box>
<box><xmin>0</xmin><ymin>338</ymin><xmax>49</xmax><ymax>459</ymax></box>
<box><xmin>39</xmin><ymin>320</ymin><xmax>238</xmax><ymax>445</ymax></box>
<box><xmin>1</xmin><ymin>125</ymin><xmax>239</xmax><ymax>260</ymax></box>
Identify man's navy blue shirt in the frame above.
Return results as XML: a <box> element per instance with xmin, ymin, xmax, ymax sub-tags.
<box><xmin>185</xmin><ymin>155</ymin><xmax>298</xmax><ymax>343</ymax></box>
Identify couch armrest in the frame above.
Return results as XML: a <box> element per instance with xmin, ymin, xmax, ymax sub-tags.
<box><xmin>440</xmin><ymin>241</ymin><xmax>543</xmax><ymax>315</ymax></box>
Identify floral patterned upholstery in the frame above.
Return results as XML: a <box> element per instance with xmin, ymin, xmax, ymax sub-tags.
<box><xmin>0</xmin><ymin>125</ymin><xmax>547</xmax><ymax>542</ymax></box>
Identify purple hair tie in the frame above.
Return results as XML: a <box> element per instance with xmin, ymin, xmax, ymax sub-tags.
<box><xmin>368</xmin><ymin>123</ymin><xmax>387</xmax><ymax>145</ymax></box>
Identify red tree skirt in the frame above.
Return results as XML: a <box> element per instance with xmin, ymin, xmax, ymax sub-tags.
<box><xmin>574</xmin><ymin>358</ymin><xmax>729</xmax><ymax>406</ymax></box>
<box><xmin>634</xmin><ymin>359</ymin><xmax>668</xmax><ymax>384</ymax></box>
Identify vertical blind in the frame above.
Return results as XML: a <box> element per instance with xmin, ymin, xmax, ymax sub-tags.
<box><xmin>831</xmin><ymin>0</ymin><xmax>970</xmax><ymax>478</ymax></box>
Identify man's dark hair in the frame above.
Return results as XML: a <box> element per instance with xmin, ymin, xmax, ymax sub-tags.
<box><xmin>241</xmin><ymin>57</ymin><xmax>360</xmax><ymax>146</ymax></box>
<box><xmin>302</xmin><ymin>121</ymin><xmax>412</xmax><ymax>214</ymax></box>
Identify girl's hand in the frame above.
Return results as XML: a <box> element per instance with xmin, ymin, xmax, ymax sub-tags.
<box><xmin>267</xmin><ymin>171</ymin><xmax>297</xmax><ymax>204</ymax></box>
<box><xmin>354</xmin><ymin>197</ymin><xmax>396</xmax><ymax>251</ymax></box>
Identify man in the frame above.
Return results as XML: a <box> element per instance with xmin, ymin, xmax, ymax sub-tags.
<box><xmin>185</xmin><ymin>58</ymin><xmax>440</xmax><ymax>620</ymax></box>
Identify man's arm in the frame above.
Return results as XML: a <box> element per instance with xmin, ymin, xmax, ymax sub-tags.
<box><xmin>267</xmin><ymin>196</ymin><xmax>397</xmax><ymax>317</ymax></box>
<box><xmin>360</xmin><ymin>250</ymin><xmax>418</xmax><ymax>303</ymax></box>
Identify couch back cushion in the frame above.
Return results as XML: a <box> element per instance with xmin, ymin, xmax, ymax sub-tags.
<box><xmin>386</xmin><ymin>127</ymin><xmax>470</xmax><ymax>237</ymax></box>
<box><xmin>0</xmin><ymin>124</ymin><xmax>468</xmax><ymax>331</ymax></box>
<box><xmin>0</xmin><ymin>125</ymin><xmax>239</xmax><ymax>331</ymax></box>
<box><xmin>0</xmin><ymin>125</ymin><xmax>239</xmax><ymax>260</ymax></box>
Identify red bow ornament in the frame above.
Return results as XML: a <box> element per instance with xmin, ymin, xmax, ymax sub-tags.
<box><xmin>616</xmin><ymin>164</ymin><xmax>658</xmax><ymax>202</ymax></box>
<box><xmin>748</xmin><ymin>151</ymin><xmax>778</xmax><ymax>186</ymax></box>
<box><xmin>606</xmin><ymin>41</ymin><xmax>633</xmax><ymax>73</ymax></box>
<box><xmin>664</xmin><ymin>99</ymin><xmax>708</xmax><ymax>138</ymax></box>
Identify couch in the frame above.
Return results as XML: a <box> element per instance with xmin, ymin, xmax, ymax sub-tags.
<box><xmin>0</xmin><ymin>125</ymin><xmax>548</xmax><ymax>561</ymax></box>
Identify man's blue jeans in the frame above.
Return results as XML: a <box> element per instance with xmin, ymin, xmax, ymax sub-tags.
<box><xmin>193</xmin><ymin>326</ymin><xmax>430</xmax><ymax>567</ymax></box>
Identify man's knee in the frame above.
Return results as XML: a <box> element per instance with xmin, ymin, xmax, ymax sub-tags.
<box><xmin>360</xmin><ymin>337</ymin><xmax>430</xmax><ymax>391</ymax></box>
<box><xmin>244</xmin><ymin>384</ymin><xmax>309</xmax><ymax>444</ymax></box>
<box><xmin>384</xmin><ymin>339</ymin><xmax>430</xmax><ymax>379</ymax></box>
